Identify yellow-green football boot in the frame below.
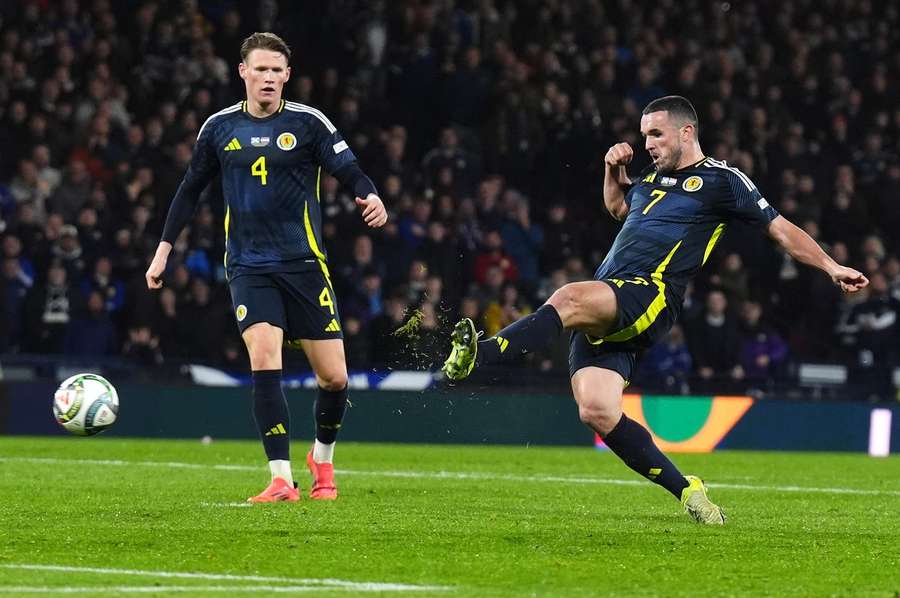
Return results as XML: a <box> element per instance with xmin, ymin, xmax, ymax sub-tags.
<box><xmin>681</xmin><ymin>475</ymin><xmax>726</xmax><ymax>524</ymax></box>
<box><xmin>441</xmin><ymin>318</ymin><xmax>479</xmax><ymax>381</ymax></box>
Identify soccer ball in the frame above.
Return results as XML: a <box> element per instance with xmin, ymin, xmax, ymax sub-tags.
<box><xmin>52</xmin><ymin>373</ymin><xmax>119</xmax><ymax>436</ymax></box>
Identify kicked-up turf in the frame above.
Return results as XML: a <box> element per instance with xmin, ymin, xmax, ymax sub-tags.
<box><xmin>0</xmin><ymin>437</ymin><xmax>898</xmax><ymax>597</ymax></box>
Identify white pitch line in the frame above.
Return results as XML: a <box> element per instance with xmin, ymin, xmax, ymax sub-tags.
<box><xmin>0</xmin><ymin>456</ymin><xmax>898</xmax><ymax>497</ymax></box>
<box><xmin>199</xmin><ymin>502</ymin><xmax>253</xmax><ymax>508</ymax></box>
<box><xmin>0</xmin><ymin>586</ymin><xmax>323</xmax><ymax>594</ymax></box>
<box><xmin>0</xmin><ymin>565</ymin><xmax>450</xmax><ymax>593</ymax></box>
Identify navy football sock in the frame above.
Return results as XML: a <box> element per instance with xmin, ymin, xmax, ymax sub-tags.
<box><xmin>602</xmin><ymin>414</ymin><xmax>689</xmax><ymax>498</ymax></box>
<box><xmin>314</xmin><ymin>385</ymin><xmax>349</xmax><ymax>444</ymax></box>
<box><xmin>252</xmin><ymin>369</ymin><xmax>290</xmax><ymax>461</ymax></box>
<box><xmin>476</xmin><ymin>304</ymin><xmax>563</xmax><ymax>366</ymax></box>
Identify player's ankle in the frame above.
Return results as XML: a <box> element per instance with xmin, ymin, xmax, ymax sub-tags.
<box><xmin>269</xmin><ymin>459</ymin><xmax>293</xmax><ymax>485</ymax></box>
<box><xmin>313</xmin><ymin>439</ymin><xmax>335</xmax><ymax>464</ymax></box>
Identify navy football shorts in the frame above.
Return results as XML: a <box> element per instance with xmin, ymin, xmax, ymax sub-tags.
<box><xmin>568</xmin><ymin>277</ymin><xmax>678</xmax><ymax>383</ymax></box>
<box><xmin>228</xmin><ymin>270</ymin><xmax>343</xmax><ymax>345</ymax></box>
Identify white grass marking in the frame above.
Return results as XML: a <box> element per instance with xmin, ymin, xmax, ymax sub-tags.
<box><xmin>0</xmin><ymin>456</ymin><xmax>897</xmax><ymax>497</ymax></box>
<box><xmin>0</xmin><ymin>586</ymin><xmax>323</xmax><ymax>594</ymax></box>
<box><xmin>0</xmin><ymin>565</ymin><xmax>449</xmax><ymax>593</ymax></box>
<box><xmin>199</xmin><ymin>502</ymin><xmax>253</xmax><ymax>508</ymax></box>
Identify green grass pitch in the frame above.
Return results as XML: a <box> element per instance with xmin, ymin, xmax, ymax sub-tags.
<box><xmin>0</xmin><ymin>437</ymin><xmax>898</xmax><ymax>596</ymax></box>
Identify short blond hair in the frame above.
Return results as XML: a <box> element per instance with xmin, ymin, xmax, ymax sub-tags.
<box><xmin>240</xmin><ymin>32</ymin><xmax>291</xmax><ymax>63</ymax></box>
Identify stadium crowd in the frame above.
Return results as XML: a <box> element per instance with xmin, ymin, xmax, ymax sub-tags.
<box><xmin>0</xmin><ymin>0</ymin><xmax>898</xmax><ymax>397</ymax></box>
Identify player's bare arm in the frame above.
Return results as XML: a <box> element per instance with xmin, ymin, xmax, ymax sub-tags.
<box><xmin>603</xmin><ymin>142</ymin><xmax>633</xmax><ymax>221</ymax></box>
<box><xmin>767</xmin><ymin>215</ymin><xmax>868</xmax><ymax>293</ymax></box>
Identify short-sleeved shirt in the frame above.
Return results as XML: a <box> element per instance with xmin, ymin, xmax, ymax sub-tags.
<box><xmin>572</xmin><ymin>156</ymin><xmax>779</xmax><ymax>380</ymax></box>
<box><xmin>594</xmin><ymin>156</ymin><xmax>779</xmax><ymax>304</ymax></box>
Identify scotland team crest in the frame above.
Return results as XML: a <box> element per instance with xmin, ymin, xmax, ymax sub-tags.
<box><xmin>277</xmin><ymin>132</ymin><xmax>297</xmax><ymax>151</ymax></box>
<box><xmin>682</xmin><ymin>176</ymin><xmax>704</xmax><ymax>192</ymax></box>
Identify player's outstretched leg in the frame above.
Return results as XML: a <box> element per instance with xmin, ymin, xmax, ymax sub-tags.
<box><xmin>573</xmin><ymin>367</ymin><xmax>725</xmax><ymax>524</ymax></box>
<box><xmin>247</xmin><ymin>368</ymin><xmax>300</xmax><ymax>503</ymax></box>
<box><xmin>442</xmin><ymin>304</ymin><xmax>563</xmax><ymax>380</ymax></box>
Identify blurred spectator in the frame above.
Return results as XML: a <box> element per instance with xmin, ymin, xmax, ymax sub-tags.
<box><xmin>51</xmin><ymin>224</ymin><xmax>86</xmax><ymax>281</ymax></box>
<box><xmin>367</xmin><ymin>294</ymin><xmax>412</xmax><ymax>367</ymax></box>
<box><xmin>406</xmin><ymin>259</ymin><xmax>429</xmax><ymax>305</ymax></box>
<box><xmin>422</xmin><ymin>127</ymin><xmax>477</xmax><ymax>194</ymax></box>
<box><xmin>0</xmin><ymin>254</ymin><xmax>33</xmax><ymax>349</ymax></box>
<box><xmin>483</xmin><ymin>282</ymin><xmax>531</xmax><ymax>337</ymax></box>
<box><xmin>419</xmin><ymin>221</ymin><xmax>460</xmax><ymax>295</ymax></box>
<box><xmin>2</xmin><ymin>233</ymin><xmax>34</xmax><ymax>286</ymax></box>
<box><xmin>337</xmin><ymin>235</ymin><xmax>383</xmax><ymax>294</ymax></box>
<box><xmin>79</xmin><ymin>256</ymin><xmax>124</xmax><ymax>314</ymax></box>
<box><xmin>687</xmin><ymin>290</ymin><xmax>743</xmax><ymax>385</ymax></box>
<box><xmin>639</xmin><ymin>324</ymin><xmax>693</xmax><ymax>393</ymax></box>
<box><xmin>474</xmin><ymin>230</ymin><xmax>518</xmax><ymax>285</ymax></box>
<box><xmin>122</xmin><ymin>323</ymin><xmax>163</xmax><ymax>366</ymax></box>
<box><xmin>176</xmin><ymin>277</ymin><xmax>226</xmax><ymax>362</ymax></box>
<box><xmin>398</xmin><ymin>199</ymin><xmax>431</xmax><ymax>251</ymax></box>
<box><xmin>152</xmin><ymin>287</ymin><xmax>179</xmax><ymax>358</ymax></box>
<box><xmin>10</xmin><ymin>159</ymin><xmax>51</xmax><ymax>223</ymax></box>
<box><xmin>23</xmin><ymin>262</ymin><xmax>73</xmax><ymax>354</ymax></box>
<box><xmin>499</xmin><ymin>192</ymin><xmax>543</xmax><ymax>290</ymax></box>
<box><xmin>342</xmin><ymin>268</ymin><xmax>384</xmax><ymax>325</ymax></box>
<box><xmin>48</xmin><ymin>160</ymin><xmax>91</xmax><ymax>223</ymax></box>
<box><xmin>738</xmin><ymin>301</ymin><xmax>788</xmax><ymax>383</ymax></box>
<box><xmin>541</xmin><ymin>203</ymin><xmax>581</xmax><ymax>273</ymax></box>
<box><xmin>712</xmin><ymin>253</ymin><xmax>749</xmax><ymax>305</ymax></box>
<box><xmin>64</xmin><ymin>290</ymin><xmax>117</xmax><ymax>356</ymax></box>
<box><xmin>837</xmin><ymin>272</ymin><xmax>900</xmax><ymax>400</ymax></box>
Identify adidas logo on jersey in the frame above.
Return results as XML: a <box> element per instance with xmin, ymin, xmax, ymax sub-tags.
<box><xmin>224</xmin><ymin>138</ymin><xmax>242</xmax><ymax>151</ymax></box>
<box><xmin>325</xmin><ymin>319</ymin><xmax>341</xmax><ymax>333</ymax></box>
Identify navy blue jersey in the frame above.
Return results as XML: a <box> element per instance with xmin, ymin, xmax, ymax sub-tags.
<box><xmin>595</xmin><ymin>157</ymin><xmax>779</xmax><ymax>303</ymax></box>
<box><xmin>164</xmin><ymin>100</ymin><xmax>357</xmax><ymax>280</ymax></box>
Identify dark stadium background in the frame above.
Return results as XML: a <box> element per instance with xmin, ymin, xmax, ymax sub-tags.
<box><xmin>0</xmin><ymin>0</ymin><xmax>897</xmax><ymax>402</ymax></box>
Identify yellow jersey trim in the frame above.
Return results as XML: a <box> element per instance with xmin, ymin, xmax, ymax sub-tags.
<box><xmin>702</xmin><ymin>223</ymin><xmax>726</xmax><ymax>266</ymax></box>
<box><xmin>588</xmin><ymin>240</ymin><xmax>682</xmax><ymax>345</ymax></box>
<box><xmin>303</xmin><ymin>201</ymin><xmax>332</xmax><ymax>287</ymax></box>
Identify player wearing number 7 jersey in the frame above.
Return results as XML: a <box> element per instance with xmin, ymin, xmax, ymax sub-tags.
<box><xmin>146</xmin><ymin>32</ymin><xmax>387</xmax><ymax>503</ymax></box>
<box><xmin>442</xmin><ymin>95</ymin><xmax>869</xmax><ymax>523</ymax></box>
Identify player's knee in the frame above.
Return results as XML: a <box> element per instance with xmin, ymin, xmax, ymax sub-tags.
<box><xmin>547</xmin><ymin>284</ymin><xmax>580</xmax><ymax>324</ymax></box>
<box><xmin>317</xmin><ymin>370</ymin><xmax>348</xmax><ymax>392</ymax></box>
<box><xmin>245</xmin><ymin>342</ymin><xmax>281</xmax><ymax>370</ymax></box>
<box><xmin>577</xmin><ymin>400</ymin><xmax>620</xmax><ymax>435</ymax></box>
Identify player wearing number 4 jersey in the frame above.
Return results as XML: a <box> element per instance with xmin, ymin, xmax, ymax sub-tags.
<box><xmin>146</xmin><ymin>33</ymin><xmax>388</xmax><ymax>503</ymax></box>
<box><xmin>443</xmin><ymin>95</ymin><xmax>869</xmax><ymax>523</ymax></box>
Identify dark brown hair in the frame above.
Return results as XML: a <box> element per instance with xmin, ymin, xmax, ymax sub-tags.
<box><xmin>643</xmin><ymin>95</ymin><xmax>699</xmax><ymax>135</ymax></box>
<box><xmin>240</xmin><ymin>32</ymin><xmax>291</xmax><ymax>62</ymax></box>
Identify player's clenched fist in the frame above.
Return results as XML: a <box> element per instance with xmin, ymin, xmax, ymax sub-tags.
<box><xmin>605</xmin><ymin>142</ymin><xmax>633</xmax><ymax>167</ymax></box>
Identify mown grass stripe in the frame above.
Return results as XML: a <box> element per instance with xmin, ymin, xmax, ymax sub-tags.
<box><xmin>0</xmin><ymin>456</ymin><xmax>897</xmax><ymax>496</ymax></box>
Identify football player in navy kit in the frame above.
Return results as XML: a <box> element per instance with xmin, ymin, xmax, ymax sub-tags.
<box><xmin>146</xmin><ymin>33</ymin><xmax>386</xmax><ymax>503</ymax></box>
<box><xmin>443</xmin><ymin>96</ymin><xmax>868</xmax><ymax>523</ymax></box>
